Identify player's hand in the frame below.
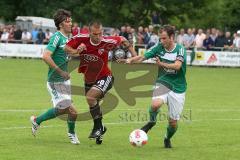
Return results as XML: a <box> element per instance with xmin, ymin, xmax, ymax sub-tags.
<box><xmin>116</xmin><ymin>58</ymin><xmax>127</xmax><ymax>63</ymax></box>
<box><xmin>155</xmin><ymin>57</ymin><xmax>162</xmax><ymax>66</ymax></box>
<box><xmin>77</xmin><ymin>43</ymin><xmax>86</xmax><ymax>54</ymax></box>
<box><xmin>59</xmin><ymin>71</ymin><xmax>70</xmax><ymax>80</ymax></box>
<box><xmin>125</xmin><ymin>58</ymin><xmax>132</xmax><ymax>64</ymax></box>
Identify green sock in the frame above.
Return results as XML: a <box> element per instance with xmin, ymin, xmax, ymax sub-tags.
<box><xmin>36</xmin><ymin>108</ymin><xmax>57</xmax><ymax>125</ymax></box>
<box><xmin>166</xmin><ymin>124</ymin><xmax>178</xmax><ymax>139</ymax></box>
<box><xmin>67</xmin><ymin>120</ymin><xmax>76</xmax><ymax>134</ymax></box>
<box><xmin>149</xmin><ymin>106</ymin><xmax>160</xmax><ymax>122</ymax></box>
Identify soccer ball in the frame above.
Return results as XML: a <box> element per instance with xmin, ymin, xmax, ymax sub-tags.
<box><xmin>129</xmin><ymin>129</ymin><xmax>148</xmax><ymax>147</ymax></box>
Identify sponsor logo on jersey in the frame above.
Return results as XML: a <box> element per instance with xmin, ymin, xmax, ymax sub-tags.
<box><xmin>163</xmin><ymin>68</ymin><xmax>177</xmax><ymax>74</ymax></box>
<box><xmin>98</xmin><ymin>48</ymin><xmax>105</xmax><ymax>55</ymax></box>
<box><xmin>83</xmin><ymin>54</ymin><xmax>99</xmax><ymax>62</ymax></box>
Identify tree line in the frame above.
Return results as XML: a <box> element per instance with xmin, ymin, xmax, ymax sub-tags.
<box><xmin>0</xmin><ymin>0</ymin><xmax>239</xmax><ymax>31</ymax></box>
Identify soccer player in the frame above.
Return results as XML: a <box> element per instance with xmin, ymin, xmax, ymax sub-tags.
<box><xmin>124</xmin><ymin>25</ymin><xmax>187</xmax><ymax>148</ymax></box>
<box><xmin>64</xmin><ymin>21</ymin><xmax>137</xmax><ymax>144</ymax></box>
<box><xmin>30</xmin><ymin>9</ymin><xmax>80</xmax><ymax>144</ymax></box>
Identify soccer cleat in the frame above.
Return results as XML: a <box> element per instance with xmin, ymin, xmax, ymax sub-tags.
<box><xmin>140</xmin><ymin>121</ymin><xmax>156</xmax><ymax>133</ymax></box>
<box><xmin>164</xmin><ymin>138</ymin><xmax>172</xmax><ymax>148</ymax></box>
<box><xmin>88</xmin><ymin>125</ymin><xmax>107</xmax><ymax>139</ymax></box>
<box><xmin>96</xmin><ymin>125</ymin><xmax>107</xmax><ymax>145</ymax></box>
<box><xmin>30</xmin><ymin>116</ymin><xmax>39</xmax><ymax>136</ymax></box>
<box><xmin>67</xmin><ymin>133</ymin><xmax>80</xmax><ymax>145</ymax></box>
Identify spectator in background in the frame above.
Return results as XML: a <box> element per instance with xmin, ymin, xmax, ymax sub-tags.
<box><xmin>44</xmin><ymin>29</ymin><xmax>53</xmax><ymax>44</ymax></box>
<box><xmin>131</xmin><ymin>28</ymin><xmax>137</xmax><ymax>45</ymax></box>
<box><xmin>119</xmin><ymin>26</ymin><xmax>128</xmax><ymax>40</ymax></box>
<box><xmin>147</xmin><ymin>27</ymin><xmax>159</xmax><ymax>49</ymax></box>
<box><xmin>0</xmin><ymin>28</ymin><xmax>9</xmax><ymax>42</ymax></box>
<box><xmin>0</xmin><ymin>26</ymin><xmax>3</xmax><ymax>38</ymax></box>
<box><xmin>176</xmin><ymin>28</ymin><xmax>185</xmax><ymax>45</ymax></box>
<box><xmin>192</xmin><ymin>28</ymin><xmax>197</xmax><ymax>36</ymax></box>
<box><xmin>233</xmin><ymin>30</ymin><xmax>240</xmax><ymax>49</ymax></box>
<box><xmin>36</xmin><ymin>28</ymin><xmax>45</xmax><ymax>44</ymax></box>
<box><xmin>210</xmin><ymin>28</ymin><xmax>218</xmax><ymax>43</ymax></box>
<box><xmin>183</xmin><ymin>28</ymin><xmax>195</xmax><ymax>49</ymax></box>
<box><xmin>21</xmin><ymin>29</ymin><xmax>31</xmax><ymax>43</ymax></box>
<box><xmin>194</xmin><ymin>28</ymin><xmax>206</xmax><ymax>49</ymax></box>
<box><xmin>224</xmin><ymin>31</ymin><xmax>233</xmax><ymax>50</ymax></box>
<box><xmin>14</xmin><ymin>26</ymin><xmax>22</xmax><ymax>42</ymax></box>
<box><xmin>72</xmin><ymin>22</ymin><xmax>80</xmax><ymax>36</ymax></box>
<box><xmin>8</xmin><ymin>25</ymin><xmax>15</xmax><ymax>42</ymax></box>
<box><xmin>110</xmin><ymin>28</ymin><xmax>119</xmax><ymax>36</ymax></box>
<box><xmin>214</xmin><ymin>30</ymin><xmax>225</xmax><ymax>50</ymax></box>
<box><xmin>126</xmin><ymin>25</ymin><xmax>133</xmax><ymax>43</ymax></box>
<box><xmin>206</xmin><ymin>28</ymin><xmax>211</xmax><ymax>35</ymax></box>
<box><xmin>137</xmin><ymin>26</ymin><xmax>144</xmax><ymax>44</ymax></box>
<box><xmin>80</xmin><ymin>25</ymin><xmax>89</xmax><ymax>34</ymax></box>
<box><xmin>31</xmin><ymin>27</ymin><xmax>38</xmax><ymax>43</ymax></box>
<box><xmin>203</xmin><ymin>33</ymin><xmax>214</xmax><ymax>50</ymax></box>
<box><xmin>143</xmin><ymin>27</ymin><xmax>150</xmax><ymax>44</ymax></box>
<box><xmin>148</xmin><ymin>25</ymin><xmax>153</xmax><ymax>35</ymax></box>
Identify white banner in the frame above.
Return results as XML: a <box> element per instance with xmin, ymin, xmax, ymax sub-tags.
<box><xmin>193</xmin><ymin>51</ymin><xmax>240</xmax><ymax>67</ymax></box>
<box><xmin>0</xmin><ymin>43</ymin><xmax>46</xmax><ymax>58</ymax></box>
<box><xmin>1</xmin><ymin>43</ymin><xmax>240</xmax><ymax>67</ymax></box>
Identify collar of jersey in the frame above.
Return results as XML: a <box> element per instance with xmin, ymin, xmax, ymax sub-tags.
<box><xmin>58</xmin><ymin>31</ymin><xmax>68</xmax><ymax>39</ymax></box>
<box><xmin>164</xmin><ymin>43</ymin><xmax>176</xmax><ymax>52</ymax></box>
<box><xmin>90</xmin><ymin>38</ymin><xmax>102</xmax><ymax>46</ymax></box>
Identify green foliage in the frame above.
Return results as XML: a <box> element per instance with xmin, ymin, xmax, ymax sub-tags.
<box><xmin>0</xmin><ymin>0</ymin><xmax>239</xmax><ymax>31</ymax></box>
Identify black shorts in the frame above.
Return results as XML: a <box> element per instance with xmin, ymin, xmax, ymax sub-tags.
<box><xmin>85</xmin><ymin>75</ymin><xmax>114</xmax><ymax>96</ymax></box>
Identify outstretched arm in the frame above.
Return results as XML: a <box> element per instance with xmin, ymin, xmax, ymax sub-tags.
<box><xmin>64</xmin><ymin>43</ymin><xmax>86</xmax><ymax>55</ymax></box>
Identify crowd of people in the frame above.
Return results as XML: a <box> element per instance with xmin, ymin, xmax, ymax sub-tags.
<box><xmin>1</xmin><ymin>23</ymin><xmax>240</xmax><ymax>51</ymax></box>
<box><xmin>108</xmin><ymin>25</ymin><xmax>240</xmax><ymax>51</ymax></box>
<box><xmin>0</xmin><ymin>24</ymin><xmax>53</xmax><ymax>44</ymax></box>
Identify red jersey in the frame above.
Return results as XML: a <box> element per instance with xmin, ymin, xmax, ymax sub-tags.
<box><xmin>66</xmin><ymin>34</ymin><xmax>122</xmax><ymax>83</ymax></box>
<box><xmin>72</xmin><ymin>27</ymin><xmax>80</xmax><ymax>36</ymax></box>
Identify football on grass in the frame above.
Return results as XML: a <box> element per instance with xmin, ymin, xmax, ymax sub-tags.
<box><xmin>129</xmin><ymin>129</ymin><xmax>148</xmax><ymax>147</ymax></box>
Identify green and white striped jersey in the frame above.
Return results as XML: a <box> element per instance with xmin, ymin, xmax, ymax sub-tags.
<box><xmin>46</xmin><ymin>31</ymin><xmax>68</xmax><ymax>82</ymax></box>
<box><xmin>144</xmin><ymin>43</ymin><xmax>187</xmax><ymax>93</ymax></box>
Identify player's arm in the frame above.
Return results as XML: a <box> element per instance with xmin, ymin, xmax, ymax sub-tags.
<box><xmin>64</xmin><ymin>37</ymin><xmax>86</xmax><ymax>55</ymax></box>
<box><xmin>42</xmin><ymin>50</ymin><xmax>70</xmax><ymax>80</ymax></box>
<box><xmin>64</xmin><ymin>43</ymin><xmax>86</xmax><ymax>55</ymax></box>
<box><xmin>156</xmin><ymin>58</ymin><xmax>182</xmax><ymax>71</ymax></box>
<box><xmin>156</xmin><ymin>47</ymin><xmax>185</xmax><ymax>71</ymax></box>
<box><xmin>122</xmin><ymin>43</ymin><xmax>160</xmax><ymax>64</ymax></box>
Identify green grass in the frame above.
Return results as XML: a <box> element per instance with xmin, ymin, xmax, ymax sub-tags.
<box><xmin>0</xmin><ymin>58</ymin><xmax>240</xmax><ymax>160</ymax></box>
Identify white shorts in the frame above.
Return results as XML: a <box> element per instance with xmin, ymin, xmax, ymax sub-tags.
<box><xmin>152</xmin><ymin>83</ymin><xmax>185</xmax><ymax>120</ymax></box>
<box><xmin>47</xmin><ymin>80</ymin><xmax>72</xmax><ymax>109</ymax></box>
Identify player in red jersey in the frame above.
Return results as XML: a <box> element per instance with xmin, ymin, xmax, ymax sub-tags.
<box><xmin>65</xmin><ymin>21</ymin><xmax>137</xmax><ymax>144</ymax></box>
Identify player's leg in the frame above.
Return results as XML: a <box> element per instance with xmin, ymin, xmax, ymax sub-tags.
<box><xmin>67</xmin><ymin>105</ymin><xmax>80</xmax><ymax>144</ymax></box>
<box><xmin>30</xmin><ymin>106</ymin><xmax>68</xmax><ymax>136</ymax></box>
<box><xmin>86</xmin><ymin>76</ymin><xmax>114</xmax><ymax>141</ymax></box>
<box><xmin>141</xmin><ymin>83</ymin><xmax>170</xmax><ymax>133</ymax></box>
<box><xmin>140</xmin><ymin>98</ymin><xmax>164</xmax><ymax>133</ymax></box>
<box><xmin>164</xmin><ymin>91</ymin><xmax>185</xmax><ymax>148</ymax></box>
<box><xmin>86</xmin><ymin>87</ymin><xmax>103</xmax><ymax>138</ymax></box>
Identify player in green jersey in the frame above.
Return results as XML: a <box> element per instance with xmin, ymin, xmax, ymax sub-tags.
<box><xmin>123</xmin><ymin>25</ymin><xmax>187</xmax><ymax>148</ymax></box>
<box><xmin>30</xmin><ymin>9</ymin><xmax>80</xmax><ymax>144</ymax></box>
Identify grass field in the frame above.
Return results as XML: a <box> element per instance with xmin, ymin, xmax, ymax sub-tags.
<box><xmin>0</xmin><ymin>58</ymin><xmax>240</xmax><ymax>160</ymax></box>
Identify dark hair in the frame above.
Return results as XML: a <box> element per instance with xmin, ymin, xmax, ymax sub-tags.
<box><xmin>88</xmin><ymin>20</ymin><xmax>102</xmax><ymax>31</ymax></box>
<box><xmin>159</xmin><ymin>25</ymin><xmax>175</xmax><ymax>38</ymax></box>
<box><xmin>53</xmin><ymin>9</ymin><xmax>71</xmax><ymax>30</ymax></box>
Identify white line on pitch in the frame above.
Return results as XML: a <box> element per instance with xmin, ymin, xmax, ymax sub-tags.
<box><xmin>1</xmin><ymin>119</ymin><xmax>240</xmax><ymax>130</ymax></box>
<box><xmin>1</xmin><ymin>108</ymin><xmax>240</xmax><ymax>112</ymax></box>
